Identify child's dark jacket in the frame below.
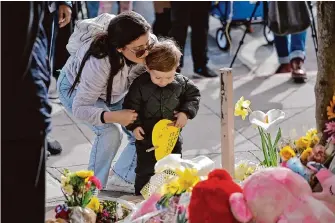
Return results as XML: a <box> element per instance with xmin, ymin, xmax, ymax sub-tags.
<box><xmin>123</xmin><ymin>72</ymin><xmax>201</xmax><ymax>143</ymax></box>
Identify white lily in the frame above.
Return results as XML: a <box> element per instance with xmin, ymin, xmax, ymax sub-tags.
<box><xmin>249</xmin><ymin>109</ymin><xmax>285</xmax><ymax>131</ymax></box>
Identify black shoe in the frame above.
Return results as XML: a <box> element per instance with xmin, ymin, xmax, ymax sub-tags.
<box><xmin>194</xmin><ymin>67</ymin><xmax>218</xmax><ymax>78</ymax></box>
<box><xmin>47</xmin><ymin>138</ymin><xmax>62</xmax><ymax>155</ymax></box>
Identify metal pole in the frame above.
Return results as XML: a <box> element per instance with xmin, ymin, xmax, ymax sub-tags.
<box><xmin>220</xmin><ymin>68</ymin><xmax>235</xmax><ymax>176</ymax></box>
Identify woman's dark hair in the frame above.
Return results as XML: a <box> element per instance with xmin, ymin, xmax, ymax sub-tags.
<box><xmin>68</xmin><ymin>11</ymin><xmax>151</xmax><ymax>104</ymax></box>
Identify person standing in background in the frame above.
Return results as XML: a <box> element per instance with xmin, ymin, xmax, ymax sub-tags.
<box><xmin>2</xmin><ymin>2</ymin><xmax>51</xmax><ymax>221</ymax></box>
<box><xmin>152</xmin><ymin>1</ymin><xmax>171</xmax><ymax>37</ymax></box>
<box><xmin>169</xmin><ymin>1</ymin><xmax>218</xmax><ymax>78</ymax></box>
<box><xmin>44</xmin><ymin>1</ymin><xmax>72</xmax><ymax>156</ymax></box>
<box><xmin>86</xmin><ymin>1</ymin><xmax>100</xmax><ymax>18</ymax></box>
<box><xmin>273</xmin><ymin>31</ymin><xmax>308</xmax><ymax>83</ymax></box>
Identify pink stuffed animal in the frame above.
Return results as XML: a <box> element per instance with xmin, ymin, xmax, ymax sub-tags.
<box><xmin>229</xmin><ymin>167</ymin><xmax>335</xmax><ymax>223</ymax></box>
<box><xmin>313</xmin><ymin>168</ymin><xmax>335</xmax><ymax>212</ymax></box>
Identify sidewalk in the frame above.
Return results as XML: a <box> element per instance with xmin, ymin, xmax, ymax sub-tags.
<box><xmin>46</xmin><ymin>3</ymin><xmax>318</xmax><ymax>205</ymax></box>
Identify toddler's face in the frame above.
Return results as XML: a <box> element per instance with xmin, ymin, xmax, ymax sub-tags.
<box><xmin>149</xmin><ymin>69</ymin><xmax>176</xmax><ymax>87</ymax></box>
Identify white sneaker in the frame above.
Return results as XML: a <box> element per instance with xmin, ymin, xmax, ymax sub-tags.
<box><xmin>105</xmin><ymin>174</ymin><xmax>135</xmax><ymax>194</ymax></box>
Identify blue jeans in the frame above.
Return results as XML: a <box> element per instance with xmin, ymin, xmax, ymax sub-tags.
<box><xmin>274</xmin><ymin>31</ymin><xmax>307</xmax><ymax>64</ymax></box>
<box><xmin>86</xmin><ymin>1</ymin><xmax>100</xmax><ymax>18</ymax></box>
<box><xmin>57</xmin><ymin>70</ymin><xmax>137</xmax><ymax>187</ymax></box>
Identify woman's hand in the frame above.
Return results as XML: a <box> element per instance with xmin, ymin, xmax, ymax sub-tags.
<box><xmin>104</xmin><ymin>110</ymin><xmax>138</xmax><ymax>126</ymax></box>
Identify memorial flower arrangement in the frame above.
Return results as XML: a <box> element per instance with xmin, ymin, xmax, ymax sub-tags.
<box><xmin>46</xmin><ymin>169</ymin><xmax>132</xmax><ymax>223</ymax></box>
<box><xmin>234</xmin><ymin>96</ymin><xmax>284</xmax><ymax>167</ymax></box>
<box><xmin>131</xmin><ymin>168</ymin><xmax>199</xmax><ymax>223</ymax></box>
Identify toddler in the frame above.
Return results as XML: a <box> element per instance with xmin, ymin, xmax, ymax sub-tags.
<box><xmin>123</xmin><ymin>39</ymin><xmax>201</xmax><ymax>195</ymax></box>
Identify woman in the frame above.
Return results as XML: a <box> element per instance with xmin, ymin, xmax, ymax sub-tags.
<box><xmin>57</xmin><ymin>12</ymin><xmax>156</xmax><ymax>191</ymax></box>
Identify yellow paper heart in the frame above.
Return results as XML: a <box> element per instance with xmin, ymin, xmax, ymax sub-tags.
<box><xmin>152</xmin><ymin>119</ymin><xmax>180</xmax><ymax>161</ymax></box>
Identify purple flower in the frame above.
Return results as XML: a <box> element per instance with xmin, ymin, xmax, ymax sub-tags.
<box><xmin>325</xmin><ymin>121</ymin><xmax>335</xmax><ymax>135</ymax></box>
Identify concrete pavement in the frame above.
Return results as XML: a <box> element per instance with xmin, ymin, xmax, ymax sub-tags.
<box><xmin>46</xmin><ymin>1</ymin><xmax>318</xmax><ymax>205</ymax></box>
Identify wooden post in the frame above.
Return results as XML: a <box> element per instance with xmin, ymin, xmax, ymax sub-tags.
<box><xmin>220</xmin><ymin>68</ymin><xmax>235</xmax><ymax>176</ymax></box>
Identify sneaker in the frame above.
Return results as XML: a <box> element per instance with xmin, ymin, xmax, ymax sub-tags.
<box><xmin>194</xmin><ymin>67</ymin><xmax>218</xmax><ymax>78</ymax></box>
<box><xmin>105</xmin><ymin>174</ymin><xmax>135</xmax><ymax>194</ymax></box>
<box><xmin>47</xmin><ymin>136</ymin><xmax>62</xmax><ymax>155</ymax></box>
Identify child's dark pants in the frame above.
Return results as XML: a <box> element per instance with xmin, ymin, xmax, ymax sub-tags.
<box><xmin>134</xmin><ymin>139</ymin><xmax>182</xmax><ymax>195</ymax></box>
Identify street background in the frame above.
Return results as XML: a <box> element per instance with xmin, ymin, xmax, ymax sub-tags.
<box><xmin>46</xmin><ymin>1</ymin><xmax>318</xmax><ymax>205</ymax></box>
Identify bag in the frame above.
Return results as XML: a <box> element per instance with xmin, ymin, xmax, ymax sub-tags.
<box><xmin>268</xmin><ymin>1</ymin><xmax>311</xmax><ymax>36</ymax></box>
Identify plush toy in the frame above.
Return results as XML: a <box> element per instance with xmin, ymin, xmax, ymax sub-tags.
<box><xmin>286</xmin><ymin>157</ymin><xmax>314</xmax><ymax>182</ymax></box>
<box><xmin>313</xmin><ymin>168</ymin><xmax>335</xmax><ymax>212</ymax></box>
<box><xmin>131</xmin><ymin>193</ymin><xmax>162</xmax><ymax>221</ymax></box>
<box><xmin>188</xmin><ymin>169</ymin><xmax>243</xmax><ymax>223</ymax></box>
<box><xmin>229</xmin><ymin>167</ymin><xmax>335</xmax><ymax>223</ymax></box>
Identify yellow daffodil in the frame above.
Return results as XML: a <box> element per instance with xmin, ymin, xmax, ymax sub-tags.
<box><xmin>295</xmin><ymin>136</ymin><xmax>311</xmax><ymax>149</ymax></box>
<box><xmin>279</xmin><ymin>146</ymin><xmax>296</xmax><ymax>161</ymax></box>
<box><xmin>161</xmin><ymin>179</ymin><xmax>183</xmax><ymax>195</ymax></box>
<box><xmin>235</xmin><ymin>162</ymin><xmax>249</xmax><ymax>181</ymax></box>
<box><xmin>175</xmin><ymin>168</ymin><xmax>200</xmax><ymax>192</ymax></box>
<box><xmin>86</xmin><ymin>196</ymin><xmax>100</xmax><ymax>213</ymax></box>
<box><xmin>63</xmin><ymin>184</ymin><xmax>73</xmax><ymax>195</ymax></box>
<box><xmin>300</xmin><ymin>147</ymin><xmax>313</xmax><ymax>162</ymax></box>
<box><xmin>234</xmin><ymin>96</ymin><xmax>251</xmax><ymax>120</ymax></box>
<box><xmin>305</xmin><ymin>128</ymin><xmax>319</xmax><ymax>145</ymax></box>
<box><xmin>76</xmin><ymin>170</ymin><xmax>94</xmax><ymax>178</ymax></box>
<box><xmin>327</xmin><ymin>95</ymin><xmax>335</xmax><ymax>120</ymax></box>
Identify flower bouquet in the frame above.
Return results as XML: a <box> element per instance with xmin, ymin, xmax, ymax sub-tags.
<box><xmin>46</xmin><ymin>169</ymin><xmax>134</xmax><ymax>223</ymax></box>
<box><xmin>234</xmin><ymin>97</ymin><xmax>284</xmax><ymax>167</ymax></box>
<box><xmin>276</xmin><ymin>95</ymin><xmax>335</xmax><ymax>186</ymax></box>
<box><xmin>130</xmin><ymin>168</ymin><xmax>199</xmax><ymax>223</ymax></box>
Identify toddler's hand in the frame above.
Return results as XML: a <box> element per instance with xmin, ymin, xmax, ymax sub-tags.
<box><xmin>133</xmin><ymin>127</ymin><xmax>145</xmax><ymax>140</ymax></box>
<box><xmin>174</xmin><ymin>112</ymin><xmax>188</xmax><ymax>128</ymax></box>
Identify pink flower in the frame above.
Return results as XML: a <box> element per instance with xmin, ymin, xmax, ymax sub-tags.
<box><xmin>89</xmin><ymin>176</ymin><xmax>102</xmax><ymax>190</ymax></box>
<box><xmin>329</xmin><ymin>134</ymin><xmax>335</xmax><ymax>144</ymax></box>
<box><xmin>324</xmin><ymin>121</ymin><xmax>335</xmax><ymax>135</ymax></box>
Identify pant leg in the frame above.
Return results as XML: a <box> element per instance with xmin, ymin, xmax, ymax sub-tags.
<box><xmin>153</xmin><ymin>8</ymin><xmax>172</xmax><ymax>37</ymax></box>
<box><xmin>274</xmin><ymin>34</ymin><xmax>291</xmax><ymax>64</ymax></box>
<box><xmin>134</xmin><ymin>140</ymin><xmax>156</xmax><ymax>195</ymax></box>
<box><xmin>290</xmin><ymin>31</ymin><xmax>307</xmax><ymax>61</ymax></box>
<box><xmin>57</xmin><ymin>70</ymin><xmax>123</xmax><ymax>187</ymax></box>
<box><xmin>190</xmin><ymin>1</ymin><xmax>211</xmax><ymax>70</ymax></box>
<box><xmin>86</xmin><ymin>1</ymin><xmax>100</xmax><ymax>18</ymax></box>
<box><xmin>3</xmin><ymin>138</ymin><xmax>46</xmax><ymax>222</ymax></box>
<box><xmin>169</xmin><ymin>1</ymin><xmax>191</xmax><ymax>68</ymax></box>
<box><xmin>111</xmin><ymin>128</ymin><xmax>137</xmax><ymax>184</ymax></box>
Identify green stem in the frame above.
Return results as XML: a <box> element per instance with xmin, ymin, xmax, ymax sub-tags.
<box><xmin>258</xmin><ymin>127</ymin><xmax>270</xmax><ymax>166</ymax></box>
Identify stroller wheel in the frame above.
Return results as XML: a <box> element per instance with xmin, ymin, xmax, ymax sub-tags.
<box><xmin>216</xmin><ymin>27</ymin><xmax>231</xmax><ymax>51</ymax></box>
<box><xmin>263</xmin><ymin>25</ymin><xmax>274</xmax><ymax>45</ymax></box>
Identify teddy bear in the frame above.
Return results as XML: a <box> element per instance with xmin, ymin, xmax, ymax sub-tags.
<box><xmin>229</xmin><ymin>167</ymin><xmax>335</xmax><ymax>223</ymax></box>
<box><xmin>188</xmin><ymin>169</ymin><xmax>243</xmax><ymax>223</ymax></box>
<box><xmin>312</xmin><ymin>168</ymin><xmax>335</xmax><ymax>213</ymax></box>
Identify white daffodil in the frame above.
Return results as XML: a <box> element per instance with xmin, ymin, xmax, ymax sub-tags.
<box><xmin>249</xmin><ymin>109</ymin><xmax>285</xmax><ymax>130</ymax></box>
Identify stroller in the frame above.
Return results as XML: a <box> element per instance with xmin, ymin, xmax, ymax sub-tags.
<box><xmin>211</xmin><ymin>1</ymin><xmax>274</xmax><ymax>51</ymax></box>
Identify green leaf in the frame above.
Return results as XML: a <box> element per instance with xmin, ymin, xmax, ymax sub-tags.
<box><xmin>258</xmin><ymin>127</ymin><xmax>270</xmax><ymax>166</ymax></box>
<box><xmin>272</xmin><ymin>128</ymin><xmax>281</xmax><ymax>149</ymax></box>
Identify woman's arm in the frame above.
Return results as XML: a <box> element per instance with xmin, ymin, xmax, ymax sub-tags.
<box><xmin>72</xmin><ymin>56</ymin><xmax>111</xmax><ymax>126</ymax></box>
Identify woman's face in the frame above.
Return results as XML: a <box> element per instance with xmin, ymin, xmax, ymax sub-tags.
<box><xmin>119</xmin><ymin>32</ymin><xmax>153</xmax><ymax>64</ymax></box>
